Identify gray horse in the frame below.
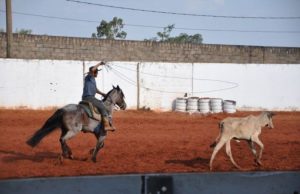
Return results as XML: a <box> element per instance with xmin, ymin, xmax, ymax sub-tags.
<box><xmin>27</xmin><ymin>85</ymin><xmax>126</xmax><ymax>162</ymax></box>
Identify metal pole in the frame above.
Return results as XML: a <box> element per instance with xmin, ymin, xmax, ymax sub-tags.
<box><xmin>137</xmin><ymin>62</ymin><xmax>140</xmax><ymax>110</ymax></box>
<box><xmin>6</xmin><ymin>0</ymin><xmax>13</xmax><ymax>58</ymax></box>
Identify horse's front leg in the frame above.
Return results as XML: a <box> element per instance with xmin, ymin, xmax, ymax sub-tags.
<box><xmin>91</xmin><ymin>135</ymin><xmax>106</xmax><ymax>162</ymax></box>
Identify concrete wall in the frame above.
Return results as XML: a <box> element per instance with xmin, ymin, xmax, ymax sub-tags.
<box><xmin>0</xmin><ymin>59</ymin><xmax>300</xmax><ymax>110</ymax></box>
<box><xmin>0</xmin><ymin>172</ymin><xmax>299</xmax><ymax>194</ymax></box>
<box><xmin>1</xmin><ymin>33</ymin><xmax>300</xmax><ymax>64</ymax></box>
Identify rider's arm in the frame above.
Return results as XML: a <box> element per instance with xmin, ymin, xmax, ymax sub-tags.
<box><xmin>91</xmin><ymin>61</ymin><xmax>105</xmax><ymax>72</ymax></box>
<box><xmin>97</xmin><ymin>88</ymin><xmax>106</xmax><ymax>97</ymax></box>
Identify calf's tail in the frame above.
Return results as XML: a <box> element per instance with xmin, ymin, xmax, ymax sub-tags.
<box><xmin>26</xmin><ymin>109</ymin><xmax>64</xmax><ymax>147</ymax></box>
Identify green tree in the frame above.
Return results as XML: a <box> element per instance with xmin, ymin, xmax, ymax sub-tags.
<box><xmin>168</xmin><ymin>33</ymin><xmax>203</xmax><ymax>44</ymax></box>
<box><xmin>0</xmin><ymin>28</ymin><xmax>32</xmax><ymax>34</ymax></box>
<box><xmin>157</xmin><ymin>24</ymin><xmax>175</xmax><ymax>41</ymax></box>
<box><xmin>146</xmin><ymin>24</ymin><xmax>203</xmax><ymax>44</ymax></box>
<box><xmin>92</xmin><ymin>17</ymin><xmax>127</xmax><ymax>39</ymax></box>
<box><xmin>15</xmin><ymin>29</ymin><xmax>32</xmax><ymax>34</ymax></box>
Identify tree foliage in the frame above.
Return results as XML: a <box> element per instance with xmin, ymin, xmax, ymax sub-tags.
<box><xmin>15</xmin><ymin>29</ymin><xmax>32</xmax><ymax>35</ymax></box>
<box><xmin>167</xmin><ymin>33</ymin><xmax>203</xmax><ymax>44</ymax></box>
<box><xmin>92</xmin><ymin>17</ymin><xmax>127</xmax><ymax>39</ymax></box>
<box><xmin>146</xmin><ymin>24</ymin><xmax>203</xmax><ymax>44</ymax></box>
<box><xmin>0</xmin><ymin>28</ymin><xmax>32</xmax><ymax>34</ymax></box>
<box><xmin>157</xmin><ymin>24</ymin><xmax>175</xmax><ymax>41</ymax></box>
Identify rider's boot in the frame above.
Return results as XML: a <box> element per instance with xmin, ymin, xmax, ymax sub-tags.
<box><xmin>103</xmin><ymin>117</ymin><xmax>116</xmax><ymax>131</ymax></box>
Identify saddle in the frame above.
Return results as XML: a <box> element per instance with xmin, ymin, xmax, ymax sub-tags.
<box><xmin>79</xmin><ymin>101</ymin><xmax>102</xmax><ymax>121</ymax></box>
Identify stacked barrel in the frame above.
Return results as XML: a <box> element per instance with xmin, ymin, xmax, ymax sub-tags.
<box><xmin>198</xmin><ymin>98</ymin><xmax>210</xmax><ymax>114</ymax></box>
<box><xmin>175</xmin><ymin>98</ymin><xmax>187</xmax><ymax>112</ymax></box>
<box><xmin>223</xmin><ymin>100</ymin><xmax>237</xmax><ymax>113</ymax></box>
<box><xmin>175</xmin><ymin>97</ymin><xmax>236</xmax><ymax>114</ymax></box>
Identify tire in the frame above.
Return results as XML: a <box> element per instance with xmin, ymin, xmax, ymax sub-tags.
<box><xmin>175</xmin><ymin>98</ymin><xmax>187</xmax><ymax>112</ymax></box>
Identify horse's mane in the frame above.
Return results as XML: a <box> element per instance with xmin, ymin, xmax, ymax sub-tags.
<box><xmin>103</xmin><ymin>88</ymin><xmax>114</xmax><ymax>101</ymax></box>
<box><xmin>103</xmin><ymin>86</ymin><xmax>124</xmax><ymax>101</ymax></box>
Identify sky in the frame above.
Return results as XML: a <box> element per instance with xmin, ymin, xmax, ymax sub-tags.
<box><xmin>1</xmin><ymin>0</ymin><xmax>300</xmax><ymax>47</ymax></box>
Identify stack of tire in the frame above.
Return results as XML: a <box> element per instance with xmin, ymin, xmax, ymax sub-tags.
<box><xmin>223</xmin><ymin>100</ymin><xmax>237</xmax><ymax>113</ymax></box>
<box><xmin>187</xmin><ymin>97</ymin><xmax>199</xmax><ymax>113</ymax></box>
<box><xmin>210</xmin><ymin>98</ymin><xmax>223</xmax><ymax>113</ymax></box>
<box><xmin>175</xmin><ymin>98</ymin><xmax>187</xmax><ymax>112</ymax></box>
<box><xmin>198</xmin><ymin>98</ymin><xmax>210</xmax><ymax>114</ymax></box>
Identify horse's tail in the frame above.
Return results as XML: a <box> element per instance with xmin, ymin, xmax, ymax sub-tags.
<box><xmin>210</xmin><ymin>121</ymin><xmax>224</xmax><ymax>148</ymax></box>
<box><xmin>26</xmin><ymin>109</ymin><xmax>64</xmax><ymax>147</ymax></box>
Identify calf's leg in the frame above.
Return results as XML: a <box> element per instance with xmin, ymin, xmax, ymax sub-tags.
<box><xmin>225</xmin><ymin>140</ymin><xmax>242</xmax><ymax>169</ymax></box>
<box><xmin>251</xmin><ymin>136</ymin><xmax>264</xmax><ymax>166</ymax></box>
<box><xmin>209</xmin><ymin>138</ymin><xmax>226</xmax><ymax>171</ymax></box>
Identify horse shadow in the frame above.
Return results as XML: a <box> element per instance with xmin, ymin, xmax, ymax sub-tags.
<box><xmin>0</xmin><ymin>149</ymin><xmax>59</xmax><ymax>163</ymax></box>
<box><xmin>0</xmin><ymin>149</ymin><xmax>90</xmax><ymax>163</ymax></box>
<box><xmin>165</xmin><ymin>156</ymin><xmax>210</xmax><ymax>168</ymax></box>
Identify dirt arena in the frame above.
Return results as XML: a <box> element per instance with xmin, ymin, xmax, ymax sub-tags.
<box><xmin>0</xmin><ymin>109</ymin><xmax>299</xmax><ymax>179</ymax></box>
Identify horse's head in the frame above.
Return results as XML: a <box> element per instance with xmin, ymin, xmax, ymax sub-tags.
<box><xmin>104</xmin><ymin>85</ymin><xmax>127</xmax><ymax>110</ymax></box>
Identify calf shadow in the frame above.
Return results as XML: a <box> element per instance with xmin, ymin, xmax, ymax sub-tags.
<box><xmin>165</xmin><ymin>156</ymin><xmax>210</xmax><ymax>168</ymax></box>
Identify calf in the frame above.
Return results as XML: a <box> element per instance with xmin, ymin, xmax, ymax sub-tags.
<box><xmin>209</xmin><ymin>111</ymin><xmax>275</xmax><ymax>170</ymax></box>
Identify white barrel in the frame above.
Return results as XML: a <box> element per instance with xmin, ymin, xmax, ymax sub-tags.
<box><xmin>223</xmin><ymin>100</ymin><xmax>237</xmax><ymax>113</ymax></box>
<box><xmin>210</xmin><ymin>98</ymin><xmax>223</xmax><ymax>113</ymax></box>
<box><xmin>175</xmin><ymin>98</ymin><xmax>187</xmax><ymax>112</ymax></box>
<box><xmin>198</xmin><ymin>98</ymin><xmax>210</xmax><ymax>113</ymax></box>
<box><xmin>187</xmin><ymin>97</ymin><xmax>199</xmax><ymax>112</ymax></box>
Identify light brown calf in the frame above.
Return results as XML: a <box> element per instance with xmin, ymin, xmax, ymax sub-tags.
<box><xmin>209</xmin><ymin>111</ymin><xmax>275</xmax><ymax>170</ymax></box>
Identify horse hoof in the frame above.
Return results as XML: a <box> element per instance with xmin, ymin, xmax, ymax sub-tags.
<box><xmin>69</xmin><ymin>155</ymin><xmax>74</xmax><ymax>160</ymax></box>
<box><xmin>92</xmin><ymin>157</ymin><xmax>97</xmax><ymax>163</ymax></box>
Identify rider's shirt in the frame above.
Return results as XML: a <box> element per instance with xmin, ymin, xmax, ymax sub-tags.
<box><xmin>82</xmin><ymin>74</ymin><xmax>97</xmax><ymax>99</ymax></box>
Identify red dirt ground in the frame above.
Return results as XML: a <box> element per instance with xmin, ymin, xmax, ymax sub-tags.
<box><xmin>0</xmin><ymin>109</ymin><xmax>299</xmax><ymax>179</ymax></box>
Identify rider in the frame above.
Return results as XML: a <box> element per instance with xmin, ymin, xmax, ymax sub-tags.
<box><xmin>82</xmin><ymin>61</ymin><xmax>115</xmax><ymax>131</ymax></box>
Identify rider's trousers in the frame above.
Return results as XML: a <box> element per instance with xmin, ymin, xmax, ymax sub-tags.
<box><xmin>82</xmin><ymin>96</ymin><xmax>108</xmax><ymax>117</ymax></box>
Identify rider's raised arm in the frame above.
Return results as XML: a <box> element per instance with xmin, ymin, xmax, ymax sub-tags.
<box><xmin>91</xmin><ymin>61</ymin><xmax>105</xmax><ymax>72</ymax></box>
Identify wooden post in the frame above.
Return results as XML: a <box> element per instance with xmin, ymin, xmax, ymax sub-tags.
<box><xmin>191</xmin><ymin>63</ymin><xmax>194</xmax><ymax>96</ymax></box>
<box><xmin>6</xmin><ymin>0</ymin><xmax>13</xmax><ymax>58</ymax></box>
<box><xmin>82</xmin><ymin>60</ymin><xmax>86</xmax><ymax>87</ymax></box>
<box><xmin>137</xmin><ymin>62</ymin><xmax>140</xmax><ymax>110</ymax></box>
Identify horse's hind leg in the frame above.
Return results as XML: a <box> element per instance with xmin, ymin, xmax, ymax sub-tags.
<box><xmin>91</xmin><ymin>135</ymin><xmax>106</xmax><ymax>162</ymax></box>
<box><xmin>60</xmin><ymin>130</ymin><xmax>78</xmax><ymax>159</ymax></box>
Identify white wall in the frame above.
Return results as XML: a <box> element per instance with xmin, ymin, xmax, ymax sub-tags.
<box><xmin>0</xmin><ymin>59</ymin><xmax>299</xmax><ymax>110</ymax></box>
<box><xmin>0</xmin><ymin>59</ymin><xmax>83</xmax><ymax>108</ymax></box>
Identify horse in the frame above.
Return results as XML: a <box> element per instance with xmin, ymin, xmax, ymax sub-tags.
<box><xmin>26</xmin><ymin>85</ymin><xmax>126</xmax><ymax>162</ymax></box>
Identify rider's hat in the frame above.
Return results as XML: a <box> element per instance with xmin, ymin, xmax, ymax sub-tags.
<box><xmin>89</xmin><ymin>66</ymin><xmax>101</xmax><ymax>73</ymax></box>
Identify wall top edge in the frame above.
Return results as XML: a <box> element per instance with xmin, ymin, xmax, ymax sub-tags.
<box><xmin>1</xmin><ymin>32</ymin><xmax>299</xmax><ymax>50</ymax></box>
